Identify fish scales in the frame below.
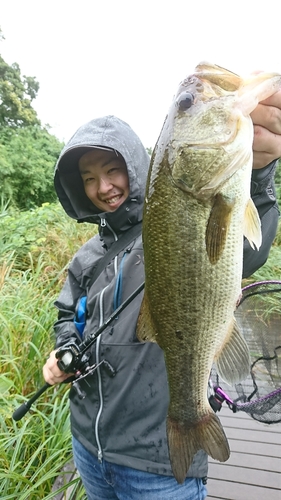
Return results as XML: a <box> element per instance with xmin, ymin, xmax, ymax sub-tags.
<box><xmin>137</xmin><ymin>62</ymin><xmax>281</xmax><ymax>483</ymax></box>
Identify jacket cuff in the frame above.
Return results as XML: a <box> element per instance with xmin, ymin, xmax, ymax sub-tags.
<box><xmin>251</xmin><ymin>160</ymin><xmax>278</xmax><ymax>195</ymax></box>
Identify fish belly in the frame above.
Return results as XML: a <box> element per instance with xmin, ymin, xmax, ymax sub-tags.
<box><xmin>139</xmin><ymin>169</ymin><xmax>249</xmax><ymax>482</ymax></box>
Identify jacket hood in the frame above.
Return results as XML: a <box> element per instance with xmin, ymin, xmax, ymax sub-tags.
<box><xmin>54</xmin><ymin>116</ymin><xmax>150</xmax><ymax>232</ymax></box>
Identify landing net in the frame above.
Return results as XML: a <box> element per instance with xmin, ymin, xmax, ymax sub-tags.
<box><xmin>210</xmin><ymin>280</ymin><xmax>281</xmax><ymax>424</ymax></box>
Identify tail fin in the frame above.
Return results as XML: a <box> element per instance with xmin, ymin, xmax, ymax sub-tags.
<box><xmin>167</xmin><ymin>411</ymin><xmax>230</xmax><ymax>484</ymax></box>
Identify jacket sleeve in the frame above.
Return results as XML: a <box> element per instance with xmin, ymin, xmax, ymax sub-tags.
<box><xmin>53</xmin><ymin>268</ymin><xmax>85</xmax><ymax>348</ymax></box>
<box><xmin>242</xmin><ymin>160</ymin><xmax>280</xmax><ymax>278</ymax></box>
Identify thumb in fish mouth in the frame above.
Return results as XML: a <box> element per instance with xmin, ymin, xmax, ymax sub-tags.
<box><xmin>236</xmin><ymin>71</ymin><xmax>281</xmax><ymax>115</ymax></box>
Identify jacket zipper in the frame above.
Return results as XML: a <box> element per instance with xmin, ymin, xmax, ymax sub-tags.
<box><xmin>95</xmin><ymin>218</ymin><xmax>118</xmax><ymax>462</ymax></box>
<box><xmin>95</xmin><ymin>287</ymin><xmax>107</xmax><ymax>461</ymax></box>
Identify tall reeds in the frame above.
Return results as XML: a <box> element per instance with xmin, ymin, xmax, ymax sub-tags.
<box><xmin>0</xmin><ymin>203</ymin><xmax>95</xmax><ymax>499</ymax></box>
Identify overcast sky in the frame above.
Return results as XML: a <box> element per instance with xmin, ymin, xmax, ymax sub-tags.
<box><xmin>1</xmin><ymin>0</ymin><xmax>280</xmax><ymax>148</ymax></box>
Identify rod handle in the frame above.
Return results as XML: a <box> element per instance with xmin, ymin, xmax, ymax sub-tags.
<box><xmin>12</xmin><ymin>383</ymin><xmax>51</xmax><ymax>421</ymax></box>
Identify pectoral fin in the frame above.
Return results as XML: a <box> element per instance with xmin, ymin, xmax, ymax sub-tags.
<box><xmin>243</xmin><ymin>198</ymin><xmax>262</xmax><ymax>250</ymax></box>
<box><xmin>205</xmin><ymin>194</ymin><xmax>235</xmax><ymax>264</ymax></box>
<box><xmin>215</xmin><ymin>317</ymin><xmax>250</xmax><ymax>385</ymax></box>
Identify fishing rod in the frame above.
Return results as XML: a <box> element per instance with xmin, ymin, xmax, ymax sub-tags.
<box><xmin>12</xmin><ymin>281</ymin><xmax>145</xmax><ymax>421</ymax></box>
<box><xmin>13</xmin><ymin>279</ymin><xmax>281</xmax><ymax>422</ymax></box>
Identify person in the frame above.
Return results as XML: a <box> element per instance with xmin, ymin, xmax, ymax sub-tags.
<box><xmin>43</xmin><ymin>90</ymin><xmax>281</xmax><ymax>499</ymax></box>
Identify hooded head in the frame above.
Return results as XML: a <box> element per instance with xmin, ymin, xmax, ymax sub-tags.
<box><xmin>54</xmin><ymin>115</ymin><xmax>150</xmax><ymax>233</ymax></box>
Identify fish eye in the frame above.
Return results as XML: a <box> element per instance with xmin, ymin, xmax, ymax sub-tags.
<box><xmin>177</xmin><ymin>92</ymin><xmax>194</xmax><ymax>111</ymax></box>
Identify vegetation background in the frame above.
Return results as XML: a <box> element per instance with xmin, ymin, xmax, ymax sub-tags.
<box><xmin>0</xmin><ymin>27</ymin><xmax>280</xmax><ymax>499</ymax></box>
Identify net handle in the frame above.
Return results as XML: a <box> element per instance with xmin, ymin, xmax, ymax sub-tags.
<box><xmin>239</xmin><ymin>280</ymin><xmax>281</xmax><ymax>306</ymax></box>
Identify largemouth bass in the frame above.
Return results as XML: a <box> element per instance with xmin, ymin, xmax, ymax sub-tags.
<box><xmin>137</xmin><ymin>62</ymin><xmax>281</xmax><ymax>484</ymax></box>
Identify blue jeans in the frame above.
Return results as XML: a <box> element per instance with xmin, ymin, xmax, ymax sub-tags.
<box><xmin>72</xmin><ymin>436</ymin><xmax>207</xmax><ymax>500</ymax></box>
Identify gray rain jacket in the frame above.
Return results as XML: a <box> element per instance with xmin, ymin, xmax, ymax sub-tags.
<box><xmin>53</xmin><ymin>115</ymin><xmax>279</xmax><ymax>479</ymax></box>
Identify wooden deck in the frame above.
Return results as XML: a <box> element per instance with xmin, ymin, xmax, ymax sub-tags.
<box><xmin>52</xmin><ymin>404</ymin><xmax>281</xmax><ymax>500</ymax></box>
<box><xmin>207</xmin><ymin>406</ymin><xmax>281</xmax><ymax>500</ymax></box>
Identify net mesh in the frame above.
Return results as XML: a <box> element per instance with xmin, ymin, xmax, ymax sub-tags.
<box><xmin>210</xmin><ymin>281</ymin><xmax>281</xmax><ymax>424</ymax></box>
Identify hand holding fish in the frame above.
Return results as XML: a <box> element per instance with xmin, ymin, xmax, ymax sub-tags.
<box><xmin>251</xmin><ymin>89</ymin><xmax>281</xmax><ymax>169</ymax></box>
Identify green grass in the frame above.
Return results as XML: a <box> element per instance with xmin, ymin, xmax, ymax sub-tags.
<box><xmin>0</xmin><ymin>202</ymin><xmax>280</xmax><ymax>498</ymax></box>
<box><xmin>242</xmin><ymin>221</ymin><xmax>281</xmax><ymax>318</ymax></box>
<box><xmin>0</xmin><ymin>203</ymin><xmax>96</xmax><ymax>498</ymax></box>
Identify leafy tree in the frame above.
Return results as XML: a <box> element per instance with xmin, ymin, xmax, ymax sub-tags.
<box><xmin>0</xmin><ymin>28</ymin><xmax>39</xmax><ymax>128</ymax></box>
<box><xmin>0</xmin><ymin>33</ymin><xmax>63</xmax><ymax>209</ymax></box>
<box><xmin>0</xmin><ymin>55</ymin><xmax>40</xmax><ymax>128</ymax></box>
<box><xmin>0</xmin><ymin>125</ymin><xmax>63</xmax><ymax>210</ymax></box>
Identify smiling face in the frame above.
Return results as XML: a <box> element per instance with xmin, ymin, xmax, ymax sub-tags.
<box><xmin>78</xmin><ymin>149</ymin><xmax>130</xmax><ymax>212</ymax></box>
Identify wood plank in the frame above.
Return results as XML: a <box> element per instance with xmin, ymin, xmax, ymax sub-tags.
<box><xmin>223</xmin><ymin>426</ymin><xmax>281</xmax><ymax>444</ymax></box>
<box><xmin>219</xmin><ymin>414</ymin><xmax>281</xmax><ymax>433</ymax></box>
<box><xmin>220</xmin><ymin>414</ymin><xmax>281</xmax><ymax>427</ymax></box>
<box><xmin>208</xmin><ymin>462</ymin><xmax>281</xmax><ymax>489</ymax></box>
<box><xmin>225</xmin><ymin>437</ymin><xmax>281</xmax><ymax>457</ymax></box>
<box><xmin>208</xmin><ymin>350</ymin><xmax>281</xmax><ymax>498</ymax></box>
<box><xmin>209</xmin><ymin>451</ymin><xmax>281</xmax><ymax>473</ymax></box>
<box><xmin>207</xmin><ymin>478</ymin><xmax>281</xmax><ymax>500</ymax></box>
<box><xmin>207</xmin><ymin>402</ymin><xmax>281</xmax><ymax>499</ymax></box>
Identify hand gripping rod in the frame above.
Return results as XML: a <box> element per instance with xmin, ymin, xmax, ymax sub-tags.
<box><xmin>12</xmin><ymin>282</ymin><xmax>145</xmax><ymax>421</ymax></box>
